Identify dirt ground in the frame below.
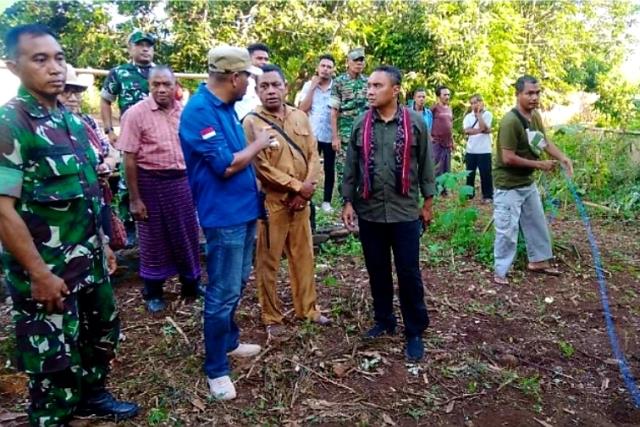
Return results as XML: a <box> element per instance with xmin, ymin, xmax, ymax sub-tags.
<box><xmin>1</xmin><ymin>204</ymin><xmax>640</xmax><ymax>426</ymax></box>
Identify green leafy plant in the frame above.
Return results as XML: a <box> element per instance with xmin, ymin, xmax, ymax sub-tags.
<box><xmin>518</xmin><ymin>375</ymin><xmax>542</xmax><ymax>402</ymax></box>
<box><xmin>558</xmin><ymin>340</ymin><xmax>575</xmax><ymax>358</ymax></box>
<box><xmin>147</xmin><ymin>407</ymin><xmax>169</xmax><ymax>425</ymax></box>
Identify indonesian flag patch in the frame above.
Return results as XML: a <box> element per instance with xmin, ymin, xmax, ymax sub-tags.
<box><xmin>200</xmin><ymin>127</ymin><xmax>216</xmax><ymax>140</ymax></box>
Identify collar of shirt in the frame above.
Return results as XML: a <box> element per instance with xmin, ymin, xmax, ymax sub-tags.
<box><xmin>370</xmin><ymin>104</ymin><xmax>403</xmax><ymax>123</ymax></box>
<box><xmin>127</xmin><ymin>61</ymin><xmax>155</xmax><ymax>69</ymax></box>
<box><xmin>343</xmin><ymin>73</ymin><xmax>367</xmax><ymax>82</ymax></box>
<box><xmin>255</xmin><ymin>103</ymin><xmax>293</xmax><ymax>124</ymax></box>
<box><xmin>197</xmin><ymin>82</ymin><xmax>233</xmax><ymax>108</ymax></box>
<box><xmin>17</xmin><ymin>85</ymin><xmax>62</xmax><ymax>119</ymax></box>
<box><xmin>148</xmin><ymin>95</ymin><xmax>182</xmax><ymax>115</ymax></box>
<box><xmin>314</xmin><ymin>79</ymin><xmax>333</xmax><ymax>92</ymax></box>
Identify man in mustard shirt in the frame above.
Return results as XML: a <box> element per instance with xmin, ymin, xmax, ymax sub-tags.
<box><xmin>243</xmin><ymin>64</ymin><xmax>330</xmax><ymax>337</ymax></box>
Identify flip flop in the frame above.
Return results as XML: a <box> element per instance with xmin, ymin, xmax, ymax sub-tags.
<box><xmin>527</xmin><ymin>265</ymin><xmax>561</xmax><ymax>276</ymax></box>
<box><xmin>493</xmin><ymin>275</ymin><xmax>509</xmax><ymax>285</ymax></box>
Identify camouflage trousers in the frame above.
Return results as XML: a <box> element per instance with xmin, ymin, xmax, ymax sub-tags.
<box><xmin>335</xmin><ymin>139</ymin><xmax>349</xmax><ymax>194</ymax></box>
<box><xmin>11</xmin><ymin>280</ymin><xmax>120</xmax><ymax>427</ymax></box>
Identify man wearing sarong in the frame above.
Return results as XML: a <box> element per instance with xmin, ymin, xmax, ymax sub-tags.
<box><xmin>342</xmin><ymin>66</ymin><xmax>435</xmax><ymax>362</ymax></box>
<box><xmin>117</xmin><ymin>66</ymin><xmax>201</xmax><ymax>313</ymax></box>
<box><xmin>243</xmin><ymin>64</ymin><xmax>330</xmax><ymax>338</ymax></box>
<box><xmin>430</xmin><ymin>85</ymin><xmax>453</xmax><ymax>179</ymax></box>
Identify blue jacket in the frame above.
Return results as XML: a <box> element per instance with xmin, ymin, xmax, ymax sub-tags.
<box><xmin>179</xmin><ymin>83</ymin><xmax>260</xmax><ymax>228</ymax></box>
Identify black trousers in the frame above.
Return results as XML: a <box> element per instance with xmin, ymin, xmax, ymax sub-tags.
<box><xmin>317</xmin><ymin>141</ymin><xmax>336</xmax><ymax>203</ymax></box>
<box><xmin>358</xmin><ymin>218</ymin><xmax>429</xmax><ymax>337</ymax></box>
<box><xmin>465</xmin><ymin>152</ymin><xmax>493</xmax><ymax>200</ymax></box>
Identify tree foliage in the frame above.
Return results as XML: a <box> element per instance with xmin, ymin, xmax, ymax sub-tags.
<box><xmin>1</xmin><ymin>0</ymin><xmax>638</xmax><ymax>126</ymax></box>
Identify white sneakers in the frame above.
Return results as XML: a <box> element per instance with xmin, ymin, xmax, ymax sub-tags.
<box><xmin>227</xmin><ymin>343</ymin><xmax>261</xmax><ymax>358</ymax></box>
<box><xmin>208</xmin><ymin>343</ymin><xmax>261</xmax><ymax>400</ymax></box>
<box><xmin>208</xmin><ymin>375</ymin><xmax>236</xmax><ymax>400</ymax></box>
<box><xmin>320</xmin><ymin>202</ymin><xmax>333</xmax><ymax>213</ymax></box>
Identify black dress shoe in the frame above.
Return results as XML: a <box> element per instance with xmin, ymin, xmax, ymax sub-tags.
<box><xmin>76</xmin><ymin>390</ymin><xmax>139</xmax><ymax>421</ymax></box>
<box><xmin>364</xmin><ymin>323</ymin><xmax>396</xmax><ymax>339</ymax></box>
<box><xmin>181</xmin><ymin>283</ymin><xmax>205</xmax><ymax>299</ymax></box>
<box><xmin>405</xmin><ymin>335</ymin><xmax>424</xmax><ymax>362</ymax></box>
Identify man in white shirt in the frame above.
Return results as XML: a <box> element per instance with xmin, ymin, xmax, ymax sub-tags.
<box><xmin>234</xmin><ymin>43</ymin><xmax>269</xmax><ymax>119</ymax></box>
<box><xmin>299</xmin><ymin>54</ymin><xmax>335</xmax><ymax>213</ymax></box>
<box><xmin>463</xmin><ymin>94</ymin><xmax>493</xmax><ymax>202</ymax></box>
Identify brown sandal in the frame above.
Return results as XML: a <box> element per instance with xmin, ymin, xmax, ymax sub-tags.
<box><xmin>493</xmin><ymin>275</ymin><xmax>509</xmax><ymax>285</ymax></box>
<box><xmin>527</xmin><ymin>264</ymin><xmax>561</xmax><ymax>276</ymax></box>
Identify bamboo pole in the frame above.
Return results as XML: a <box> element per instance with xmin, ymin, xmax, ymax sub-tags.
<box><xmin>0</xmin><ymin>61</ymin><xmax>207</xmax><ymax>80</ymax></box>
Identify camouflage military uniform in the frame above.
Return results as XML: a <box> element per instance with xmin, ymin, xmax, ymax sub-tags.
<box><xmin>101</xmin><ymin>63</ymin><xmax>151</xmax><ymax>226</ymax></box>
<box><xmin>0</xmin><ymin>87</ymin><xmax>119</xmax><ymax>427</ymax></box>
<box><xmin>100</xmin><ymin>62</ymin><xmax>151</xmax><ymax>115</ymax></box>
<box><xmin>329</xmin><ymin>73</ymin><xmax>368</xmax><ymax>143</ymax></box>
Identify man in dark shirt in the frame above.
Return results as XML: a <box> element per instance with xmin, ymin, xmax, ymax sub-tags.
<box><xmin>342</xmin><ymin>65</ymin><xmax>435</xmax><ymax>362</ymax></box>
<box><xmin>430</xmin><ymin>85</ymin><xmax>453</xmax><ymax>178</ymax></box>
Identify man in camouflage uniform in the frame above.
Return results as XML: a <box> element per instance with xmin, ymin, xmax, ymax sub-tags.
<box><xmin>330</xmin><ymin>47</ymin><xmax>368</xmax><ymax>153</ymax></box>
<box><xmin>100</xmin><ymin>30</ymin><xmax>155</xmax><ymax>140</ymax></box>
<box><xmin>100</xmin><ymin>30</ymin><xmax>155</xmax><ymax>243</ymax></box>
<box><xmin>0</xmin><ymin>25</ymin><xmax>139</xmax><ymax>426</ymax></box>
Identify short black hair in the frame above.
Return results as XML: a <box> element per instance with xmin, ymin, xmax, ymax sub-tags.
<box><xmin>373</xmin><ymin>65</ymin><xmax>401</xmax><ymax>85</ymax></box>
<box><xmin>515</xmin><ymin>75</ymin><xmax>539</xmax><ymax>94</ymax></box>
<box><xmin>4</xmin><ymin>24</ymin><xmax>57</xmax><ymax>59</ymax></box>
<box><xmin>318</xmin><ymin>53</ymin><xmax>335</xmax><ymax>65</ymax></box>
<box><xmin>247</xmin><ymin>43</ymin><xmax>269</xmax><ymax>55</ymax></box>
<box><xmin>435</xmin><ymin>85</ymin><xmax>449</xmax><ymax>96</ymax></box>
<box><xmin>258</xmin><ymin>64</ymin><xmax>285</xmax><ymax>83</ymax></box>
<box><xmin>149</xmin><ymin>64</ymin><xmax>175</xmax><ymax>80</ymax></box>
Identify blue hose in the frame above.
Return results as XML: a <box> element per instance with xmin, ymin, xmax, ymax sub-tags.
<box><xmin>561</xmin><ymin>168</ymin><xmax>640</xmax><ymax>407</ymax></box>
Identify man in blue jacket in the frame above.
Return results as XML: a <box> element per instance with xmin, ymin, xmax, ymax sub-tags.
<box><xmin>179</xmin><ymin>46</ymin><xmax>272</xmax><ymax>400</ymax></box>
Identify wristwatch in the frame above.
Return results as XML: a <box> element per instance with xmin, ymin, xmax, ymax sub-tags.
<box><xmin>104</xmin><ymin>126</ymin><xmax>113</xmax><ymax>134</ymax></box>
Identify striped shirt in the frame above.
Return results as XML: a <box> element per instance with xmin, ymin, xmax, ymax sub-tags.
<box><xmin>117</xmin><ymin>96</ymin><xmax>186</xmax><ymax>170</ymax></box>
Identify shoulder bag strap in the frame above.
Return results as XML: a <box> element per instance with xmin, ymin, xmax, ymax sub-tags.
<box><xmin>245</xmin><ymin>112</ymin><xmax>308</xmax><ymax>166</ymax></box>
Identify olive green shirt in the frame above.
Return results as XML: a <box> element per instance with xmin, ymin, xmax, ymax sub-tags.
<box><xmin>342</xmin><ymin>108</ymin><xmax>435</xmax><ymax>223</ymax></box>
<box><xmin>493</xmin><ymin>109</ymin><xmax>546</xmax><ymax>189</ymax></box>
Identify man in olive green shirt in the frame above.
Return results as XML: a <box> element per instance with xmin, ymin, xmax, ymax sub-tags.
<box><xmin>493</xmin><ymin>75</ymin><xmax>573</xmax><ymax>285</ymax></box>
<box><xmin>342</xmin><ymin>65</ymin><xmax>435</xmax><ymax>362</ymax></box>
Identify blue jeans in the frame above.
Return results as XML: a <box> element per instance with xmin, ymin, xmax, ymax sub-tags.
<box><xmin>203</xmin><ymin>220</ymin><xmax>256</xmax><ymax>379</ymax></box>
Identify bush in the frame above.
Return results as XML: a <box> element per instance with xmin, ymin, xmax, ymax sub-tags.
<box><xmin>548</xmin><ymin>126</ymin><xmax>640</xmax><ymax>216</ymax></box>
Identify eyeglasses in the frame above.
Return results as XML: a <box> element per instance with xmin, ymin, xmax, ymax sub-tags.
<box><xmin>62</xmin><ymin>86</ymin><xmax>86</xmax><ymax>95</ymax></box>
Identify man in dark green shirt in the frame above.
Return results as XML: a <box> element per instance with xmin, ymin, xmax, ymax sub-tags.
<box><xmin>342</xmin><ymin>65</ymin><xmax>435</xmax><ymax>362</ymax></box>
<box><xmin>493</xmin><ymin>75</ymin><xmax>573</xmax><ymax>285</ymax></box>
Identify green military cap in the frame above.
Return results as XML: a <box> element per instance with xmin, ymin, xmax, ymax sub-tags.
<box><xmin>348</xmin><ymin>47</ymin><xmax>365</xmax><ymax>60</ymax></box>
<box><xmin>207</xmin><ymin>45</ymin><xmax>263</xmax><ymax>75</ymax></box>
<box><xmin>128</xmin><ymin>30</ymin><xmax>156</xmax><ymax>45</ymax></box>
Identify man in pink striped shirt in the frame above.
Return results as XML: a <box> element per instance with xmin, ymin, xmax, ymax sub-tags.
<box><xmin>117</xmin><ymin>65</ymin><xmax>201</xmax><ymax>313</ymax></box>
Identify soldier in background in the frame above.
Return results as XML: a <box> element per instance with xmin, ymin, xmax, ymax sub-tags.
<box><xmin>100</xmin><ymin>30</ymin><xmax>156</xmax><ymax>142</ymax></box>
<box><xmin>0</xmin><ymin>24</ymin><xmax>139</xmax><ymax>425</ymax></box>
<box><xmin>330</xmin><ymin>47</ymin><xmax>368</xmax><ymax>154</ymax></box>
<box><xmin>100</xmin><ymin>30</ymin><xmax>156</xmax><ymax>246</ymax></box>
